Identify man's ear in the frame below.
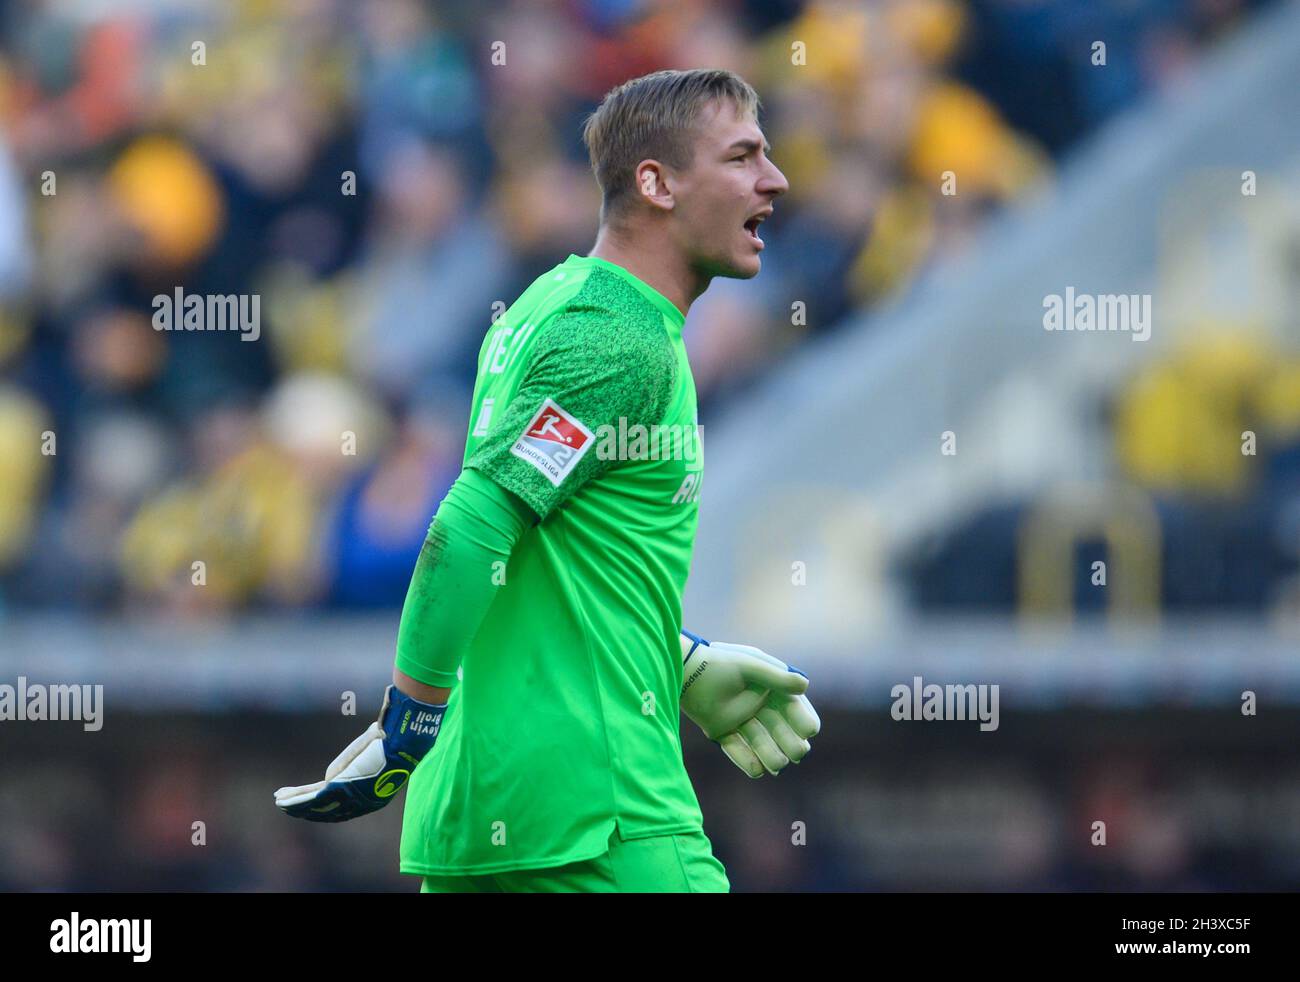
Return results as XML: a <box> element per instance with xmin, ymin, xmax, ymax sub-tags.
<box><xmin>634</xmin><ymin>160</ymin><xmax>674</xmax><ymax>212</ymax></box>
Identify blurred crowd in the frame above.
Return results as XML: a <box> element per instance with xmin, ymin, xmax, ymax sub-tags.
<box><xmin>0</xmin><ymin>0</ymin><xmax>1271</xmax><ymax>615</ymax></box>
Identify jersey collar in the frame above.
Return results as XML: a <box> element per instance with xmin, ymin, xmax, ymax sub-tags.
<box><xmin>566</xmin><ymin>254</ymin><xmax>686</xmax><ymax>333</ymax></box>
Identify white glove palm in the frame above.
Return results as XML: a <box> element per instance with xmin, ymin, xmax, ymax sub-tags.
<box><xmin>273</xmin><ymin>722</ymin><xmax>390</xmax><ymax>812</ymax></box>
<box><xmin>680</xmin><ymin>638</ymin><xmax>821</xmax><ymax>778</ymax></box>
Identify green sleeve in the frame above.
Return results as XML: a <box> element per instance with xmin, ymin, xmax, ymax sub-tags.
<box><xmin>393</xmin><ymin>467</ymin><xmax>535</xmax><ymax>687</ymax></box>
<box><xmin>464</xmin><ymin>306</ymin><xmax>677</xmax><ymax>521</ymax></box>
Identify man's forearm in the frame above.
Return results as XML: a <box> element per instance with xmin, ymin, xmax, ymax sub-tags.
<box><xmin>273</xmin><ymin>472</ymin><xmax>531</xmax><ymax>826</ymax></box>
<box><xmin>393</xmin><ymin>467</ymin><xmax>534</xmax><ymax>689</ymax></box>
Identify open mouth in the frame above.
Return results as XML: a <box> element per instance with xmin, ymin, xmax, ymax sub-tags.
<box><xmin>743</xmin><ymin>210</ymin><xmax>770</xmax><ymax>247</ymax></box>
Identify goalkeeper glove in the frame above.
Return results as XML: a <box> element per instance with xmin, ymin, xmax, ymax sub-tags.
<box><xmin>680</xmin><ymin>632</ymin><xmax>821</xmax><ymax>778</ymax></box>
<box><xmin>274</xmin><ymin>684</ymin><xmax>446</xmax><ymax>822</ymax></box>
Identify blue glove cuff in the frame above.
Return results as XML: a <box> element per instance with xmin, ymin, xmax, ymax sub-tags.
<box><xmin>380</xmin><ymin>685</ymin><xmax>447</xmax><ymax>764</ymax></box>
<box><xmin>681</xmin><ymin>629</ymin><xmax>710</xmax><ymax>665</ymax></box>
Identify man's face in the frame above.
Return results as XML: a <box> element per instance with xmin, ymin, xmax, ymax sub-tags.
<box><xmin>666</xmin><ymin>100</ymin><xmax>789</xmax><ymax>280</ymax></box>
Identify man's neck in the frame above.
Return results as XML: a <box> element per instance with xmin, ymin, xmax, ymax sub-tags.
<box><xmin>587</xmin><ymin>225</ymin><xmax>708</xmax><ymax>317</ymax></box>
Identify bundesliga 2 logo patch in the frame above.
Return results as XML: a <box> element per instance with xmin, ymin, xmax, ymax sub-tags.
<box><xmin>511</xmin><ymin>398</ymin><xmax>594</xmax><ymax>486</ymax></box>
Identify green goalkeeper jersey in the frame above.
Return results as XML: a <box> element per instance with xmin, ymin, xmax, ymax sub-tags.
<box><xmin>399</xmin><ymin>254</ymin><xmax>706</xmax><ymax>875</ymax></box>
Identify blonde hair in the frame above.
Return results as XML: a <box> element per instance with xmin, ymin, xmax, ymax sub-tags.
<box><xmin>582</xmin><ymin>69</ymin><xmax>761</xmax><ymax>223</ymax></box>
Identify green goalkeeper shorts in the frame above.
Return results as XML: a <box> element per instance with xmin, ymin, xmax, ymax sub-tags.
<box><xmin>418</xmin><ymin>829</ymin><xmax>730</xmax><ymax>893</ymax></box>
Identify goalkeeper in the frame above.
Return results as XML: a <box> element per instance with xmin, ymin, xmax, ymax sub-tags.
<box><xmin>275</xmin><ymin>68</ymin><xmax>818</xmax><ymax>892</ymax></box>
